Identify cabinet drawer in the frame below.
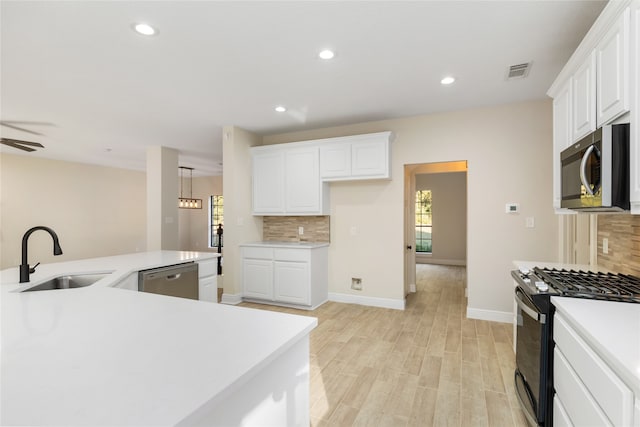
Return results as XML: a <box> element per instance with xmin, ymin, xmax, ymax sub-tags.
<box><xmin>554</xmin><ymin>348</ymin><xmax>612</xmax><ymax>426</ymax></box>
<box><xmin>274</xmin><ymin>248</ymin><xmax>310</xmax><ymax>262</ymax></box>
<box><xmin>553</xmin><ymin>396</ymin><xmax>574</xmax><ymax>427</ymax></box>
<box><xmin>554</xmin><ymin>314</ymin><xmax>633</xmax><ymax>426</ymax></box>
<box><xmin>198</xmin><ymin>259</ymin><xmax>217</xmax><ymax>278</ymax></box>
<box><xmin>242</xmin><ymin>247</ymin><xmax>274</xmax><ymax>260</ymax></box>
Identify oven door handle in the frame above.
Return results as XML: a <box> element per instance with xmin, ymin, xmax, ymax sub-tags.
<box><xmin>515</xmin><ymin>289</ymin><xmax>546</xmax><ymax>324</ymax></box>
<box><xmin>580</xmin><ymin>145</ymin><xmax>596</xmax><ymax>196</ymax></box>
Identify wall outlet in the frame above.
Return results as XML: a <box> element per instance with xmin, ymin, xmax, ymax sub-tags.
<box><xmin>298</xmin><ymin>226</ymin><xmax>304</xmax><ymax>235</ymax></box>
<box><xmin>525</xmin><ymin>217</ymin><xmax>535</xmax><ymax>228</ymax></box>
<box><xmin>603</xmin><ymin>238</ymin><xmax>609</xmax><ymax>254</ymax></box>
<box><xmin>351</xmin><ymin>277</ymin><xmax>362</xmax><ymax>291</ymax></box>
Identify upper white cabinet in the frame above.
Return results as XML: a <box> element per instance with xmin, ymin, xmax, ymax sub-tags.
<box><xmin>572</xmin><ymin>51</ymin><xmax>597</xmax><ymax>142</ymax></box>
<box><xmin>251</xmin><ymin>132</ymin><xmax>392</xmax><ymax>216</ymax></box>
<box><xmin>553</xmin><ymin>80</ymin><xmax>572</xmax><ymax>210</ymax></box>
<box><xmin>548</xmin><ymin>1</ymin><xmax>636</xmax><ymax>212</ymax></box>
<box><xmin>252</xmin><ymin>150</ymin><xmax>286</xmax><ymax>214</ymax></box>
<box><xmin>320</xmin><ymin>132</ymin><xmax>392</xmax><ymax>181</ymax></box>
<box><xmin>251</xmin><ymin>146</ymin><xmax>329</xmax><ymax>216</ymax></box>
<box><xmin>597</xmin><ymin>8</ymin><xmax>631</xmax><ymax>126</ymax></box>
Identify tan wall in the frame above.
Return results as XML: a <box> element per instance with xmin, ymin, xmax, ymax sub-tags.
<box><xmin>178</xmin><ymin>175</ymin><xmax>223</xmax><ymax>252</ymax></box>
<box><xmin>596</xmin><ymin>213</ymin><xmax>640</xmax><ymax>275</ymax></box>
<box><xmin>261</xmin><ymin>99</ymin><xmax>558</xmax><ymax>315</ymax></box>
<box><xmin>415</xmin><ymin>171</ymin><xmax>467</xmax><ymax>264</ymax></box>
<box><xmin>0</xmin><ymin>153</ymin><xmax>146</xmax><ymax>269</ymax></box>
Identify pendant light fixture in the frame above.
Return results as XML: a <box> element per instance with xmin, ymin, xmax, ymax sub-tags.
<box><xmin>178</xmin><ymin>166</ymin><xmax>202</xmax><ymax>209</ymax></box>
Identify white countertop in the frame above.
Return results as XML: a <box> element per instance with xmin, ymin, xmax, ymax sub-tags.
<box><xmin>1</xmin><ymin>251</ymin><xmax>317</xmax><ymax>425</ymax></box>
<box><xmin>240</xmin><ymin>241</ymin><xmax>330</xmax><ymax>249</ymax></box>
<box><xmin>551</xmin><ymin>297</ymin><xmax>640</xmax><ymax>397</ymax></box>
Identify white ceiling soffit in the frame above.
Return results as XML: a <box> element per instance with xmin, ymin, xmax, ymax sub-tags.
<box><xmin>0</xmin><ymin>1</ymin><xmax>607</xmax><ymax>176</ymax></box>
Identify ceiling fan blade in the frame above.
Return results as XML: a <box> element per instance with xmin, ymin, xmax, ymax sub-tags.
<box><xmin>1</xmin><ymin>138</ymin><xmax>44</xmax><ymax>148</ymax></box>
<box><xmin>1</xmin><ymin>140</ymin><xmax>37</xmax><ymax>152</ymax></box>
<box><xmin>0</xmin><ymin>122</ymin><xmax>44</xmax><ymax>136</ymax></box>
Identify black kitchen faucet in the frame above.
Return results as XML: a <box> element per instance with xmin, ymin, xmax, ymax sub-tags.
<box><xmin>19</xmin><ymin>226</ymin><xmax>63</xmax><ymax>283</ymax></box>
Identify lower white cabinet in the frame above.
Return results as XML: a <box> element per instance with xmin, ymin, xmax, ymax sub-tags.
<box><xmin>241</xmin><ymin>244</ymin><xmax>328</xmax><ymax>309</ymax></box>
<box><xmin>554</xmin><ymin>312</ymin><xmax>635</xmax><ymax>426</ymax></box>
<box><xmin>197</xmin><ymin>258</ymin><xmax>218</xmax><ymax>303</ymax></box>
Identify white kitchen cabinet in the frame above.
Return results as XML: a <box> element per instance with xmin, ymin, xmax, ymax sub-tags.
<box><xmin>252</xmin><ymin>150</ymin><xmax>286</xmax><ymax>214</ymax></box>
<box><xmin>251</xmin><ymin>146</ymin><xmax>328</xmax><ymax>216</ymax></box>
<box><xmin>571</xmin><ymin>51</ymin><xmax>597</xmax><ymax>142</ymax></box>
<box><xmin>635</xmin><ymin>398</ymin><xmax>640</xmax><ymax>426</ymax></box>
<box><xmin>319</xmin><ymin>131</ymin><xmax>392</xmax><ymax>181</ymax></box>
<box><xmin>197</xmin><ymin>258</ymin><xmax>218</xmax><ymax>303</ymax></box>
<box><xmin>631</xmin><ymin>0</ymin><xmax>640</xmax><ymax>213</ymax></box>
<box><xmin>240</xmin><ymin>244</ymin><xmax>328</xmax><ymax>309</ymax></box>
<box><xmin>553</xmin><ymin>396</ymin><xmax>573</xmax><ymax>427</ymax></box>
<box><xmin>554</xmin><ymin>312</ymin><xmax>634</xmax><ymax>426</ymax></box>
<box><xmin>597</xmin><ymin>8</ymin><xmax>631</xmax><ymax>126</ymax></box>
<box><xmin>553</xmin><ymin>80</ymin><xmax>573</xmax><ymax>210</ymax></box>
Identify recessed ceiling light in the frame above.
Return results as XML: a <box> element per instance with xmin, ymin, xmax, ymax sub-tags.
<box><xmin>133</xmin><ymin>23</ymin><xmax>157</xmax><ymax>36</ymax></box>
<box><xmin>318</xmin><ymin>49</ymin><xmax>335</xmax><ymax>60</ymax></box>
<box><xmin>275</xmin><ymin>106</ymin><xmax>287</xmax><ymax>113</ymax></box>
<box><xmin>441</xmin><ymin>76</ymin><xmax>456</xmax><ymax>85</ymax></box>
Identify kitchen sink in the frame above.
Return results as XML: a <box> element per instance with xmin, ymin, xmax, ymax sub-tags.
<box><xmin>21</xmin><ymin>272</ymin><xmax>111</xmax><ymax>292</ymax></box>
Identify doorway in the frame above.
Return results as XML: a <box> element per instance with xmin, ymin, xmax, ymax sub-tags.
<box><xmin>404</xmin><ymin>161</ymin><xmax>468</xmax><ymax>297</ymax></box>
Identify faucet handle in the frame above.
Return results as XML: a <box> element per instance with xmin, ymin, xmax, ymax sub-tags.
<box><xmin>29</xmin><ymin>262</ymin><xmax>40</xmax><ymax>274</ymax></box>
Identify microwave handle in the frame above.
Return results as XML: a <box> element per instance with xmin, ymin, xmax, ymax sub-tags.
<box><xmin>580</xmin><ymin>145</ymin><xmax>596</xmax><ymax>196</ymax></box>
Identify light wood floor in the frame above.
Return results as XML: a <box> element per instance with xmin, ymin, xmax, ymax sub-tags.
<box><xmin>240</xmin><ymin>264</ymin><xmax>528</xmax><ymax>426</ymax></box>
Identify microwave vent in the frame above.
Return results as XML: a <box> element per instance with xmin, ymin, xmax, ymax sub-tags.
<box><xmin>506</xmin><ymin>62</ymin><xmax>532</xmax><ymax>80</ymax></box>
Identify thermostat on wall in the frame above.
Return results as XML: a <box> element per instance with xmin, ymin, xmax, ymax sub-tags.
<box><xmin>506</xmin><ymin>203</ymin><xmax>519</xmax><ymax>213</ymax></box>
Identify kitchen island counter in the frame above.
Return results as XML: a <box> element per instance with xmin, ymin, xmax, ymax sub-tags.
<box><xmin>1</xmin><ymin>251</ymin><xmax>317</xmax><ymax>426</ymax></box>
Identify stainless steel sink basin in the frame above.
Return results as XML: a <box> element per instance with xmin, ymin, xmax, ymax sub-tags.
<box><xmin>22</xmin><ymin>273</ymin><xmax>111</xmax><ymax>292</ymax></box>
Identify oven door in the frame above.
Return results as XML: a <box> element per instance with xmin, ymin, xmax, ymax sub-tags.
<box><xmin>514</xmin><ymin>286</ymin><xmax>550</xmax><ymax>426</ymax></box>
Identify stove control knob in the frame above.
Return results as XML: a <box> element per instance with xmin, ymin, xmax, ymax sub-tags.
<box><xmin>535</xmin><ymin>281</ymin><xmax>549</xmax><ymax>292</ymax></box>
<box><xmin>519</xmin><ymin>268</ymin><xmax>530</xmax><ymax>275</ymax></box>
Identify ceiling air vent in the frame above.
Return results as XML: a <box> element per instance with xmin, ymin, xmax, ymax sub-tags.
<box><xmin>506</xmin><ymin>62</ymin><xmax>532</xmax><ymax>80</ymax></box>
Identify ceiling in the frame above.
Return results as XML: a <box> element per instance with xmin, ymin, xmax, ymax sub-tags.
<box><xmin>1</xmin><ymin>1</ymin><xmax>607</xmax><ymax>177</ymax></box>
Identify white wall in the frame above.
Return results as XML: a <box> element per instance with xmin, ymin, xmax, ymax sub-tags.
<box><xmin>221</xmin><ymin>126</ymin><xmax>263</xmax><ymax>300</ymax></box>
<box><xmin>0</xmin><ymin>153</ymin><xmax>146</xmax><ymax>269</ymax></box>
<box><xmin>415</xmin><ymin>171</ymin><xmax>466</xmax><ymax>265</ymax></box>
<box><xmin>258</xmin><ymin>99</ymin><xmax>558</xmax><ymax>320</ymax></box>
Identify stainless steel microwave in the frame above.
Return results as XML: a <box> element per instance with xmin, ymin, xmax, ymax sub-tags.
<box><xmin>560</xmin><ymin>124</ymin><xmax>630</xmax><ymax>211</ymax></box>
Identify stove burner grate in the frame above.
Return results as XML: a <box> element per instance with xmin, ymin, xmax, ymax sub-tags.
<box><xmin>532</xmin><ymin>267</ymin><xmax>640</xmax><ymax>303</ymax></box>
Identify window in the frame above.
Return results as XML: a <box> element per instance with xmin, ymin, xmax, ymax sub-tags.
<box><xmin>415</xmin><ymin>190</ymin><xmax>432</xmax><ymax>253</ymax></box>
<box><xmin>209</xmin><ymin>195</ymin><xmax>223</xmax><ymax>248</ymax></box>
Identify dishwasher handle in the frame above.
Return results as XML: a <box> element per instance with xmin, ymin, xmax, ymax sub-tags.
<box><xmin>165</xmin><ymin>273</ymin><xmax>182</xmax><ymax>281</ymax></box>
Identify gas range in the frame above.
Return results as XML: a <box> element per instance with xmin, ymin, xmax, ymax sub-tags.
<box><xmin>512</xmin><ymin>266</ymin><xmax>640</xmax><ymax>304</ymax></box>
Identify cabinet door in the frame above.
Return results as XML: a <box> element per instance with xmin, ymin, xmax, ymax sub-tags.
<box><xmin>285</xmin><ymin>147</ymin><xmax>322</xmax><ymax>213</ymax></box>
<box><xmin>274</xmin><ymin>261</ymin><xmax>309</xmax><ymax>305</ymax></box>
<box><xmin>252</xmin><ymin>150</ymin><xmax>285</xmax><ymax>214</ymax></box>
<box><xmin>630</xmin><ymin>1</ymin><xmax>640</xmax><ymax>213</ymax></box>
<box><xmin>242</xmin><ymin>259</ymin><xmax>273</xmax><ymax>300</ymax></box>
<box><xmin>199</xmin><ymin>276</ymin><xmax>217</xmax><ymax>303</ymax></box>
<box><xmin>351</xmin><ymin>139</ymin><xmax>389</xmax><ymax>178</ymax></box>
<box><xmin>572</xmin><ymin>51</ymin><xmax>597</xmax><ymax>142</ymax></box>
<box><xmin>553</xmin><ymin>80</ymin><xmax>572</xmax><ymax>209</ymax></box>
<box><xmin>320</xmin><ymin>143</ymin><xmax>351</xmax><ymax>179</ymax></box>
<box><xmin>597</xmin><ymin>8</ymin><xmax>630</xmax><ymax>126</ymax></box>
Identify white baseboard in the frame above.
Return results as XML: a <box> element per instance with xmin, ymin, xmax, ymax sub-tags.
<box><xmin>328</xmin><ymin>292</ymin><xmax>405</xmax><ymax>310</ymax></box>
<box><xmin>220</xmin><ymin>293</ymin><xmax>242</xmax><ymax>305</ymax></box>
<box><xmin>416</xmin><ymin>258</ymin><xmax>466</xmax><ymax>266</ymax></box>
<box><xmin>466</xmin><ymin>307</ymin><xmax>512</xmax><ymax>324</ymax></box>
<box><xmin>409</xmin><ymin>284</ymin><xmax>416</xmax><ymax>293</ymax></box>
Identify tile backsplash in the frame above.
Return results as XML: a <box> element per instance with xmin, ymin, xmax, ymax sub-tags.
<box><xmin>597</xmin><ymin>213</ymin><xmax>640</xmax><ymax>275</ymax></box>
<box><xmin>263</xmin><ymin>216</ymin><xmax>330</xmax><ymax>243</ymax></box>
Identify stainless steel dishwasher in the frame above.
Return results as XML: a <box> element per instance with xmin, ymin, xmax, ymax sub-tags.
<box><xmin>138</xmin><ymin>262</ymin><xmax>199</xmax><ymax>300</ymax></box>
